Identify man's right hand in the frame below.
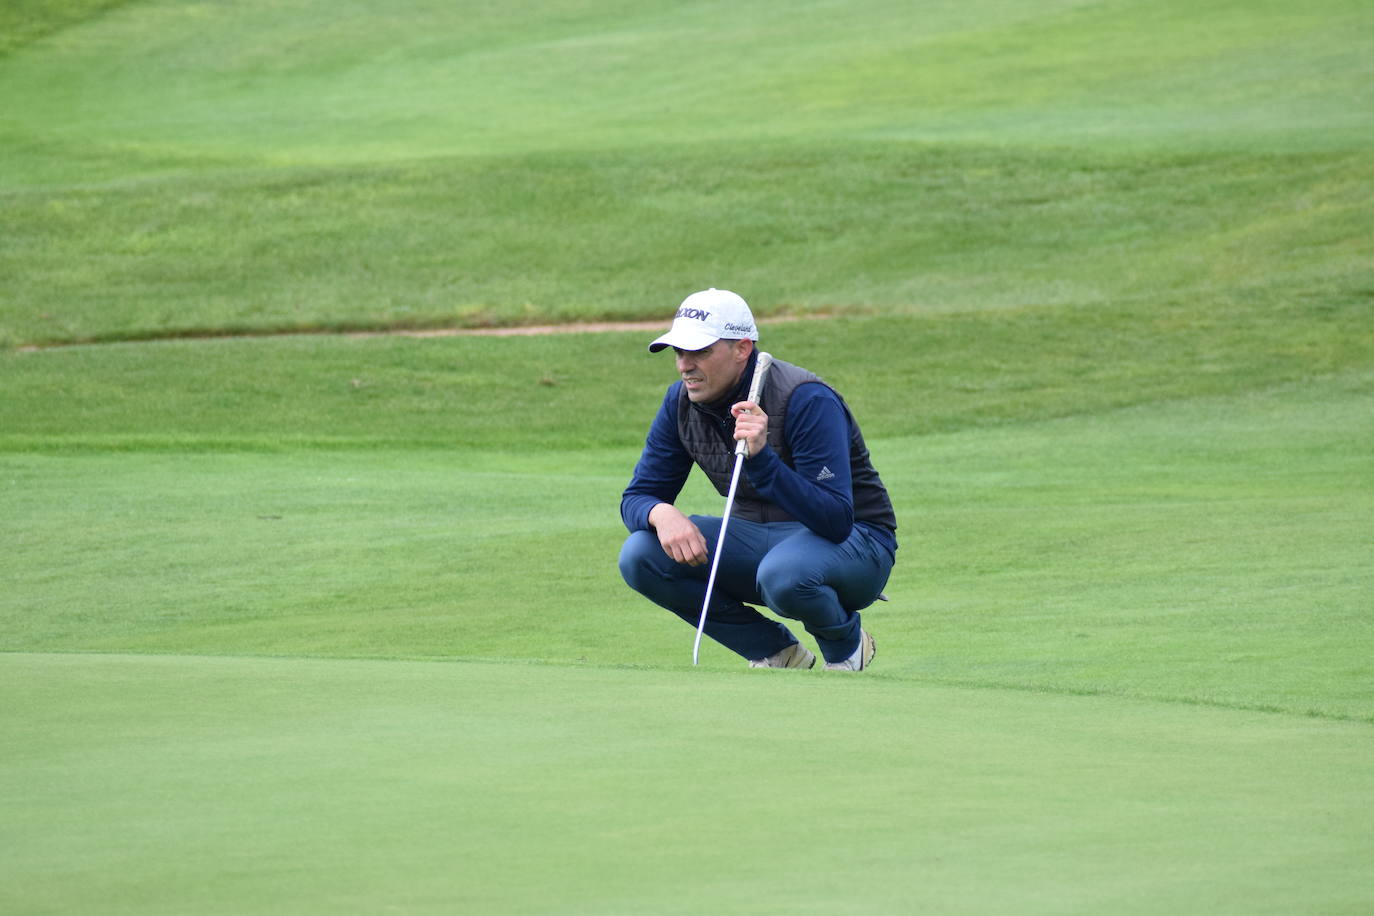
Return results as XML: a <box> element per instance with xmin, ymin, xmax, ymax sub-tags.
<box><xmin>648</xmin><ymin>503</ymin><xmax>709</xmax><ymax>566</ymax></box>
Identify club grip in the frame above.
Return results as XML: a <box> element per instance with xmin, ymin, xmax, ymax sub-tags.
<box><xmin>735</xmin><ymin>351</ymin><xmax>773</xmax><ymax>456</ymax></box>
<box><xmin>747</xmin><ymin>351</ymin><xmax>773</xmax><ymax>404</ymax></box>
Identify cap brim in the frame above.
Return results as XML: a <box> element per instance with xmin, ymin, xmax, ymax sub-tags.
<box><xmin>647</xmin><ymin>327</ymin><xmax>722</xmax><ymax>353</ymax></box>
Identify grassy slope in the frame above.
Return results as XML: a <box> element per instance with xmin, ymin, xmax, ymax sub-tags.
<box><xmin>3</xmin><ymin>0</ymin><xmax>1369</xmax><ymax>169</ymax></box>
<box><xmin>1</xmin><ymin>0</ymin><xmax>1370</xmax><ymax>345</ymax></box>
<box><xmin>2</xmin><ymin>296</ymin><xmax>1370</xmax><ymax>451</ymax></box>
<box><xmin>2</xmin><ymin>146</ymin><xmax>1370</xmax><ymax>345</ymax></box>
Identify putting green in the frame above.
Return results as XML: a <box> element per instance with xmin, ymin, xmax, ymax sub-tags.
<box><xmin>3</xmin><ymin>652</ymin><xmax>1370</xmax><ymax>914</ymax></box>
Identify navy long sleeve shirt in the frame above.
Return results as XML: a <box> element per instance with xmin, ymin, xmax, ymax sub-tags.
<box><xmin>621</xmin><ymin>380</ymin><xmax>897</xmax><ymax>555</ymax></box>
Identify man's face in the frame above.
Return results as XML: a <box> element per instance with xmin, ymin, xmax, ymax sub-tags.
<box><xmin>674</xmin><ymin>339</ymin><xmax>749</xmax><ymax>404</ymax></box>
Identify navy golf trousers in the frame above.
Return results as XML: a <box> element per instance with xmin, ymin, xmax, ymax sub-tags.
<box><xmin>618</xmin><ymin>516</ymin><xmax>894</xmax><ymax>663</ymax></box>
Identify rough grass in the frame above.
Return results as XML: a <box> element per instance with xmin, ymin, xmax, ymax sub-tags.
<box><xmin>2</xmin><ymin>0</ymin><xmax>1371</xmax><ymax>346</ymax></box>
<box><xmin>0</xmin><ymin>0</ymin><xmax>132</xmax><ymax>56</ymax></box>
<box><xmin>4</xmin><ymin>291</ymin><xmax>1370</xmax><ymax>450</ymax></box>
<box><xmin>3</xmin><ymin>144</ymin><xmax>1371</xmax><ymax>347</ymax></box>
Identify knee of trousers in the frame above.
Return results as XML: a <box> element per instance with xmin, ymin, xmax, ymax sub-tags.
<box><xmin>754</xmin><ymin>553</ymin><xmax>824</xmax><ymax>612</ymax></box>
<box><xmin>618</xmin><ymin>529</ymin><xmax>671</xmax><ymax>591</ymax></box>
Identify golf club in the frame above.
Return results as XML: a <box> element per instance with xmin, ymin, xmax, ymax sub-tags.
<box><xmin>693</xmin><ymin>350</ymin><xmax>774</xmax><ymax>665</ymax></box>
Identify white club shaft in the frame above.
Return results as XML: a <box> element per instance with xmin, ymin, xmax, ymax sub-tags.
<box><xmin>692</xmin><ymin>456</ymin><xmax>743</xmax><ymax>665</ymax></box>
<box><xmin>692</xmin><ymin>351</ymin><xmax>772</xmax><ymax>665</ymax></box>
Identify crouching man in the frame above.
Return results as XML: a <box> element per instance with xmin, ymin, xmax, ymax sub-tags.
<box><xmin>618</xmin><ymin>288</ymin><xmax>897</xmax><ymax>670</ymax></box>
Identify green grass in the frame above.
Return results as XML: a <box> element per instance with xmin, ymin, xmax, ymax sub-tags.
<box><xmin>3</xmin><ymin>145</ymin><xmax>1371</xmax><ymax>346</ymax></box>
<box><xmin>2</xmin><ymin>0</ymin><xmax>1372</xmax><ymax>911</ymax></box>
<box><xmin>4</xmin><ymin>654</ymin><xmax>1371</xmax><ymax>915</ymax></box>
<box><xmin>3</xmin><ymin>293</ymin><xmax>1370</xmax><ymax>450</ymax></box>
<box><xmin>2</xmin><ymin>0</ymin><xmax>1369</xmax><ymax>176</ymax></box>
<box><xmin>4</xmin><ymin>366</ymin><xmax>1371</xmax><ymax>721</ymax></box>
<box><xmin>1</xmin><ymin>0</ymin><xmax>1371</xmax><ymax>346</ymax></box>
<box><xmin>0</xmin><ymin>0</ymin><xmax>131</xmax><ymax>56</ymax></box>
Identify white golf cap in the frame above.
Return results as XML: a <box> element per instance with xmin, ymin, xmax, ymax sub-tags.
<box><xmin>647</xmin><ymin>288</ymin><xmax>759</xmax><ymax>353</ymax></box>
